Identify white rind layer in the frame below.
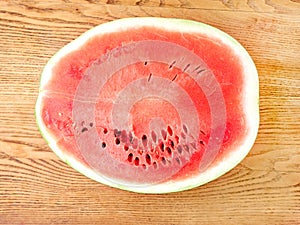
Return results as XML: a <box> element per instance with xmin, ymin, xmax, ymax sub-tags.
<box><xmin>35</xmin><ymin>17</ymin><xmax>259</xmax><ymax>193</ymax></box>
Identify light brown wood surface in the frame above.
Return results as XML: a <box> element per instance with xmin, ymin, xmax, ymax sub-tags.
<box><xmin>0</xmin><ymin>0</ymin><xmax>299</xmax><ymax>224</ymax></box>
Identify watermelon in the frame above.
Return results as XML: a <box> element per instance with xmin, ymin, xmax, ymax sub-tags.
<box><xmin>35</xmin><ymin>18</ymin><xmax>259</xmax><ymax>193</ymax></box>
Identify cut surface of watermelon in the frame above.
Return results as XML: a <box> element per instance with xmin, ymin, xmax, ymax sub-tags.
<box><xmin>36</xmin><ymin>18</ymin><xmax>259</xmax><ymax>193</ymax></box>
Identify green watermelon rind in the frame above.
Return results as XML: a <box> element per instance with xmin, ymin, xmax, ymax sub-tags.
<box><xmin>35</xmin><ymin>17</ymin><xmax>259</xmax><ymax>194</ymax></box>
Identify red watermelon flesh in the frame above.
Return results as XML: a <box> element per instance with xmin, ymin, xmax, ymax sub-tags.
<box><xmin>36</xmin><ymin>18</ymin><xmax>259</xmax><ymax>193</ymax></box>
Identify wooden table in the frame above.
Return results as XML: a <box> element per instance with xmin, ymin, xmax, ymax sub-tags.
<box><xmin>0</xmin><ymin>1</ymin><xmax>299</xmax><ymax>224</ymax></box>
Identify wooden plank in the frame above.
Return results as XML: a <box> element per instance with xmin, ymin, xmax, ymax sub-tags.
<box><xmin>3</xmin><ymin>0</ymin><xmax>300</xmax><ymax>14</ymax></box>
<box><xmin>104</xmin><ymin>0</ymin><xmax>300</xmax><ymax>14</ymax></box>
<box><xmin>0</xmin><ymin>1</ymin><xmax>299</xmax><ymax>225</ymax></box>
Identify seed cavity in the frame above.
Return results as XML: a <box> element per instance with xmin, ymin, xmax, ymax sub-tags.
<box><xmin>146</xmin><ymin>154</ymin><xmax>151</xmax><ymax>165</ymax></box>
<box><xmin>153</xmin><ymin>162</ymin><xmax>158</xmax><ymax>169</ymax></box>
<box><xmin>154</xmin><ymin>149</ymin><xmax>160</xmax><ymax>158</ymax></box>
<box><xmin>137</xmin><ymin>149</ymin><xmax>143</xmax><ymax>155</ymax></box>
<box><xmin>168</xmin><ymin>139</ymin><xmax>175</xmax><ymax>148</ymax></box>
<box><xmin>166</xmin><ymin>147</ymin><xmax>172</xmax><ymax>155</ymax></box>
<box><xmin>159</xmin><ymin>142</ymin><xmax>164</xmax><ymax>152</ymax></box>
<box><xmin>142</xmin><ymin>134</ymin><xmax>147</xmax><ymax>141</ymax></box>
<box><xmin>181</xmin><ymin>132</ymin><xmax>186</xmax><ymax>139</ymax></box>
<box><xmin>167</xmin><ymin>126</ymin><xmax>173</xmax><ymax>136</ymax></box>
<box><xmin>183</xmin><ymin>144</ymin><xmax>189</xmax><ymax>153</ymax></box>
<box><xmin>114</xmin><ymin>129</ymin><xmax>121</xmax><ymax>137</ymax></box>
<box><xmin>175</xmin><ymin>135</ymin><xmax>179</xmax><ymax>144</ymax></box>
<box><xmin>177</xmin><ymin>145</ymin><xmax>183</xmax><ymax>154</ymax></box>
<box><xmin>132</xmin><ymin>138</ymin><xmax>138</xmax><ymax>149</ymax></box>
<box><xmin>128</xmin><ymin>153</ymin><xmax>133</xmax><ymax>162</ymax></box>
<box><xmin>103</xmin><ymin>128</ymin><xmax>108</xmax><ymax>134</ymax></box>
<box><xmin>142</xmin><ymin>141</ymin><xmax>147</xmax><ymax>148</ymax></box>
<box><xmin>128</xmin><ymin>131</ymin><xmax>133</xmax><ymax>143</ymax></box>
<box><xmin>115</xmin><ymin>138</ymin><xmax>120</xmax><ymax>145</ymax></box>
<box><xmin>190</xmin><ymin>142</ymin><xmax>196</xmax><ymax>150</ymax></box>
<box><xmin>134</xmin><ymin>157</ymin><xmax>139</xmax><ymax>166</ymax></box>
<box><xmin>121</xmin><ymin>130</ymin><xmax>127</xmax><ymax>143</ymax></box>
<box><xmin>124</xmin><ymin>145</ymin><xmax>129</xmax><ymax>151</ymax></box>
<box><xmin>151</xmin><ymin>130</ymin><xmax>157</xmax><ymax>143</ymax></box>
<box><xmin>183</xmin><ymin>124</ymin><xmax>188</xmax><ymax>133</ymax></box>
<box><xmin>161</xmin><ymin>129</ymin><xmax>167</xmax><ymax>140</ymax></box>
<box><xmin>161</xmin><ymin>157</ymin><xmax>167</xmax><ymax>165</ymax></box>
<box><xmin>89</xmin><ymin>122</ymin><xmax>93</xmax><ymax>127</ymax></box>
<box><xmin>175</xmin><ymin>158</ymin><xmax>181</xmax><ymax>165</ymax></box>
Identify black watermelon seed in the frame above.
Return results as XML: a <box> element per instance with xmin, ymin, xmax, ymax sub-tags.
<box><xmin>81</xmin><ymin>127</ymin><xmax>88</xmax><ymax>133</ymax></box>
<box><xmin>142</xmin><ymin>134</ymin><xmax>147</xmax><ymax>141</ymax></box>
<box><xmin>169</xmin><ymin>60</ymin><xmax>176</xmax><ymax>69</ymax></box>
<box><xmin>197</xmin><ymin>69</ymin><xmax>206</xmax><ymax>74</ymax></box>
<box><xmin>171</xmin><ymin>74</ymin><xmax>178</xmax><ymax>81</ymax></box>
<box><xmin>148</xmin><ymin>73</ymin><xmax>152</xmax><ymax>82</ymax></box>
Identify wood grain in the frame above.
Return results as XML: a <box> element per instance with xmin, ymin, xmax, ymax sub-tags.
<box><xmin>0</xmin><ymin>0</ymin><xmax>299</xmax><ymax>224</ymax></box>
<box><xmin>104</xmin><ymin>0</ymin><xmax>300</xmax><ymax>14</ymax></box>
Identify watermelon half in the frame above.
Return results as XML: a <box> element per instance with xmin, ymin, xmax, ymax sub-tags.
<box><xmin>35</xmin><ymin>18</ymin><xmax>259</xmax><ymax>193</ymax></box>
